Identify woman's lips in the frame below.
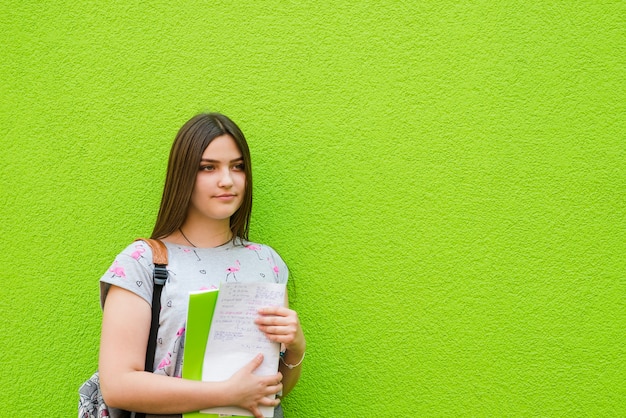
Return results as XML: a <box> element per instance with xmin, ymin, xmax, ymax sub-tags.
<box><xmin>214</xmin><ymin>194</ymin><xmax>236</xmax><ymax>201</ymax></box>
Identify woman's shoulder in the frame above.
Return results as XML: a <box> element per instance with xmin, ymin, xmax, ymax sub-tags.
<box><xmin>114</xmin><ymin>239</ymin><xmax>155</xmax><ymax>261</ymax></box>
<box><xmin>239</xmin><ymin>240</ymin><xmax>282</xmax><ymax>256</ymax></box>
<box><xmin>125</xmin><ymin>238</ymin><xmax>169</xmax><ymax>260</ymax></box>
<box><xmin>241</xmin><ymin>240</ymin><xmax>288</xmax><ymax>269</ymax></box>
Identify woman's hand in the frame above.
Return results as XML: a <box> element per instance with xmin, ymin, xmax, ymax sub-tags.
<box><xmin>227</xmin><ymin>354</ymin><xmax>283</xmax><ymax>418</ymax></box>
<box><xmin>255</xmin><ymin>306</ymin><xmax>306</xmax><ymax>355</ymax></box>
<box><xmin>255</xmin><ymin>294</ymin><xmax>306</xmax><ymax>397</ymax></box>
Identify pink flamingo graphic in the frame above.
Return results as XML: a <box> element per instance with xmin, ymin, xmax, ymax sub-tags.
<box><xmin>172</xmin><ymin>327</ymin><xmax>186</xmax><ymax>355</ymax></box>
<box><xmin>225</xmin><ymin>260</ymin><xmax>240</xmax><ymax>282</ymax></box>
<box><xmin>246</xmin><ymin>244</ymin><xmax>264</xmax><ymax>260</ymax></box>
<box><xmin>109</xmin><ymin>261</ymin><xmax>126</xmax><ymax>279</ymax></box>
<box><xmin>130</xmin><ymin>244</ymin><xmax>145</xmax><ymax>261</ymax></box>
<box><xmin>183</xmin><ymin>248</ymin><xmax>201</xmax><ymax>261</ymax></box>
<box><xmin>158</xmin><ymin>352</ymin><xmax>172</xmax><ymax>370</ymax></box>
<box><xmin>267</xmin><ymin>257</ymin><xmax>280</xmax><ymax>282</ymax></box>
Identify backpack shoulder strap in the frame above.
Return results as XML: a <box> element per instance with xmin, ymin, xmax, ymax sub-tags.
<box><xmin>134</xmin><ymin>238</ymin><xmax>168</xmax><ymax>375</ymax></box>
<box><xmin>135</xmin><ymin>238</ymin><xmax>168</xmax><ymax>285</ymax></box>
<box><xmin>135</xmin><ymin>237</ymin><xmax>168</xmax><ymax>264</ymax></box>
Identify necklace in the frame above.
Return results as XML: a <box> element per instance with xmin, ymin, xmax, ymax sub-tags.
<box><xmin>179</xmin><ymin>227</ymin><xmax>197</xmax><ymax>247</ymax></box>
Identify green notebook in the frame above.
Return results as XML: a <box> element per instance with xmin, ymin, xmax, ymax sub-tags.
<box><xmin>182</xmin><ymin>289</ymin><xmax>223</xmax><ymax>418</ymax></box>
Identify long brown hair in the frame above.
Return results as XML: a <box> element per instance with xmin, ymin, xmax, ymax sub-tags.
<box><xmin>151</xmin><ymin>113</ymin><xmax>253</xmax><ymax>242</ymax></box>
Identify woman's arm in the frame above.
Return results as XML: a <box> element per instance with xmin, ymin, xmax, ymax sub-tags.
<box><xmin>99</xmin><ymin>285</ymin><xmax>282</xmax><ymax>417</ymax></box>
<box><xmin>256</xmin><ymin>292</ymin><xmax>306</xmax><ymax>397</ymax></box>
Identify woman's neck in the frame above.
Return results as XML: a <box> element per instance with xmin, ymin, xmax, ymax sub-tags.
<box><xmin>176</xmin><ymin>219</ymin><xmax>233</xmax><ymax>248</ymax></box>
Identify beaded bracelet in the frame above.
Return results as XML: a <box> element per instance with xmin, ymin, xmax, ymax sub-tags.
<box><xmin>279</xmin><ymin>350</ymin><xmax>306</xmax><ymax>369</ymax></box>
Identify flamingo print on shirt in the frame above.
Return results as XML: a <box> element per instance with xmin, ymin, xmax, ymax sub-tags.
<box><xmin>158</xmin><ymin>328</ymin><xmax>185</xmax><ymax>372</ymax></box>
<box><xmin>182</xmin><ymin>247</ymin><xmax>201</xmax><ymax>261</ymax></box>
<box><xmin>172</xmin><ymin>327</ymin><xmax>185</xmax><ymax>354</ymax></box>
<box><xmin>246</xmin><ymin>244</ymin><xmax>264</xmax><ymax>260</ymax></box>
<box><xmin>109</xmin><ymin>261</ymin><xmax>126</xmax><ymax>279</ymax></box>
<box><xmin>225</xmin><ymin>260</ymin><xmax>240</xmax><ymax>282</ymax></box>
<box><xmin>130</xmin><ymin>244</ymin><xmax>145</xmax><ymax>261</ymax></box>
<box><xmin>266</xmin><ymin>257</ymin><xmax>280</xmax><ymax>282</ymax></box>
<box><xmin>158</xmin><ymin>352</ymin><xmax>172</xmax><ymax>370</ymax></box>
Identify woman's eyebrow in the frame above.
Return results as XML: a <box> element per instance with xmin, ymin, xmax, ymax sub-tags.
<box><xmin>200</xmin><ymin>157</ymin><xmax>244</xmax><ymax>163</ymax></box>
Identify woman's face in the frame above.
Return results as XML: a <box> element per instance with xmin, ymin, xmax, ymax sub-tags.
<box><xmin>187</xmin><ymin>134</ymin><xmax>246</xmax><ymax>224</ymax></box>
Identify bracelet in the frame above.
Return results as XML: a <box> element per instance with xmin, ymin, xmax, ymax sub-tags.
<box><xmin>279</xmin><ymin>350</ymin><xmax>306</xmax><ymax>369</ymax></box>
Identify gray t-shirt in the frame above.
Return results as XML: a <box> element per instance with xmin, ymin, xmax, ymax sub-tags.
<box><xmin>100</xmin><ymin>238</ymin><xmax>288</xmax><ymax>417</ymax></box>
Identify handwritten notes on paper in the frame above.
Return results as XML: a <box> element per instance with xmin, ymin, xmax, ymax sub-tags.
<box><xmin>201</xmin><ymin>282</ymin><xmax>286</xmax><ymax>417</ymax></box>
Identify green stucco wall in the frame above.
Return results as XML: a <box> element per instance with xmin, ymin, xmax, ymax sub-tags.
<box><xmin>2</xmin><ymin>1</ymin><xmax>625</xmax><ymax>416</ymax></box>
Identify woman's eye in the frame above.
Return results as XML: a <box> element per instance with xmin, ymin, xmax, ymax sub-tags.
<box><xmin>200</xmin><ymin>165</ymin><xmax>215</xmax><ymax>171</ymax></box>
<box><xmin>233</xmin><ymin>163</ymin><xmax>245</xmax><ymax>171</ymax></box>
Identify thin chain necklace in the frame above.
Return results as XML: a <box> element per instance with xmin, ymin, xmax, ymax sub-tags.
<box><xmin>179</xmin><ymin>227</ymin><xmax>197</xmax><ymax>248</ymax></box>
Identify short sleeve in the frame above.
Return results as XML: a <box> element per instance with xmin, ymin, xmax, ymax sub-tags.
<box><xmin>99</xmin><ymin>240</ymin><xmax>156</xmax><ymax>308</ymax></box>
<box><xmin>266</xmin><ymin>245</ymin><xmax>289</xmax><ymax>284</ymax></box>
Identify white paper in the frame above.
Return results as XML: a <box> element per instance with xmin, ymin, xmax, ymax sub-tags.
<box><xmin>201</xmin><ymin>282</ymin><xmax>286</xmax><ymax>417</ymax></box>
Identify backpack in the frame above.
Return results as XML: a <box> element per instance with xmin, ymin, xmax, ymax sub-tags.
<box><xmin>79</xmin><ymin>239</ymin><xmax>168</xmax><ymax>418</ymax></box>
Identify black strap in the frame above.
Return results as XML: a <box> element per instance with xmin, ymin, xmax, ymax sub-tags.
<box><xmin>133</xmin><ymin>239</ymin><xmax>169</xmax><ymax>418</ymax></box>
<box><xmin>144</xmin><ymin>264</ymin><xmax>167</xmax><ymax>371</ymax></box>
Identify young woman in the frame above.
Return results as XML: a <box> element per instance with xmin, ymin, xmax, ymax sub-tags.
<box><xmin>99</xmin><ymin>113</ymin><xmax>306</xmax><ymax>418</ymax></box>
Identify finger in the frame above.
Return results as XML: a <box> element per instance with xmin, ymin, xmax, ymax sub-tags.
<box><xmin>260</xmin><ymin>394</ymin><xmax>282</xmax><ymax>406</ymax></box>
<box><xmin>258</xmin><ymin>324</ymin><xmax>290</xmax><ymax>334</ymax></box>
<box><xmin>268</xmin><ymin>372</ymin><xmax>283</xmax><ymax>385</ymax></box>
<box><xmin>255</xmin><ymin>313</ymin><xmax>287</xmax><ymax>326</ymax></box>
<box><xmin>255</xmin><ymin>315</ymin><xmax>283</xmax><ymax>327</ymax></box>
<box><xmin>243</xmin><ymin>353</ymin><xmax>264</xmax><ymax>373</ymax></box>
<box><xmin>257</xmin><ymin>314</ymin><xmax>298</xmax><ymax>328</ymax></box>
<box><xmin>265</xmin><ymin>382</ymin><xmax>283</xmax><ymax>396</ymax></box>
<box><xmin>258</xmin><ymin>306</ymin><xmax>290</xmax><ymax>316</ymax></box>
<box><xmin>262</xmin><ymin>373</ymin><xmax>282</xmax><ymax>390</ymax></box>
<box><xmin>264</xmin><ymin>335</ymin><xmax>297</xmax><ymax>347</ymax></box>
<box><xmin>261</xmin><ymin>332</ymin><xmax>291</xmax><ymax>346</ymax></box>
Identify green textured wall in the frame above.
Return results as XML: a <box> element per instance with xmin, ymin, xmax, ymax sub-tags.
<box><xmin>2</xmin><ymin>1</ymin><xmax>624</xmax><ymax>416</ymax></box>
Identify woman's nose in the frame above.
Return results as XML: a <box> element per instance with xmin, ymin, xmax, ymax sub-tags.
<box><xmin>218</xmin><ymin>169</ymin><xmax>234</xmax><ymax>187</ymax></box>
